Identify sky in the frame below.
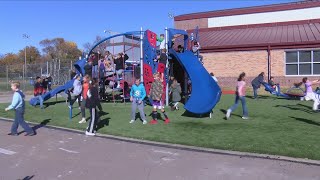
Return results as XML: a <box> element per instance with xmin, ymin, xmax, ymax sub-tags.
<box><xmin>0</xmin><ymin>0</ymin><xmax>297</xmax><ymax>55</ymax></box>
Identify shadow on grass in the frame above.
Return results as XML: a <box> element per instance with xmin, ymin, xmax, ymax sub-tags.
<box><xmin>44</xmin><ymin>100</ymin><xmax>66</xmax><ymax>108</ymax></box>
<box><xmin>135</xmin><ymin>112</ymin><xmax>147</xmax><ymax>122</ymax></box>
<box><xmin>220</xmin><ymin>109</ymin><xmax>242</xmax><ymax>120</ymax></box>
<box><xmin>148</xmin><ymin>112</ymin><xmax>165</xmax><ymax>121</ymax></box>
<box><xmin>289</xmin><ymin>116</ymin><xmax>320</xmax><ymax>126</ymax></box>
<box><xmin>181</xmin><ymin>111</ymin><xmax>211</xmax><ymax>118</ymax></box>
<box><xmin>274</xmin><ymin>104</ymin><xmax>314</xmax><ymax>114</ymax></box>
<box><xmin>72</xmin><ymin>112</ymin><xmax>81</xmax><ymax>118</ymax></box>
<box><xmin>246</xmin><ymin>95</ymin><xmax>272</xmax><ymax>99</ymax></box>
<box><xmin>96</xmin><ymin>117</ymin><xmax>110</xmax><ymax>130</ymax></box>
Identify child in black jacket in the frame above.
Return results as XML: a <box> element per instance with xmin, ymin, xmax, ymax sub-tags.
<box><xmin>85</xmin><ymin>78</ymin><xmax>100</xmax><ymax>136</ymax></box>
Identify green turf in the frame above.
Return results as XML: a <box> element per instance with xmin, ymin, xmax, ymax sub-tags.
<box><xmin>0</xmin><ymin>94</ymin><xmax>319</xmax><ymax>160</ymax></box>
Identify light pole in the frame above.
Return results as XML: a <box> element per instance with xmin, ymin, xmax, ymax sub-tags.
<box><xmin>168</xmin><ymin>12</ymin><xmax>175</xmax><ymax>28</ymax></box>
<box><xmin>22</xmin><ymin>33</ymin><xmax>30</xmax><ymax>90</ymax></box>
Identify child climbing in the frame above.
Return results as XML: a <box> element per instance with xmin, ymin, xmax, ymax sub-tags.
<box><xmin>149</xmin><ymin>72</ymin><xmax>170</xmax><ymax>124</ymax></box>
<box><xmin>157</xmin><ymin>34</ymin><xmax>165</xmax><ymax>50</ymax></box>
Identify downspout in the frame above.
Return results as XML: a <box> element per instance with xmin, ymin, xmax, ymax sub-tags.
<box><xmin>267</xmin><ymin>45</ymin><xmax>271</xmax><ymax>81</ymax></box>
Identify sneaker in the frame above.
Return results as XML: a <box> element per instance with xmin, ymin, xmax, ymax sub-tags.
<box><xmin>242</xmin><ymin>116</ymin><xmax>249</xmax><ymax>120</ymax></box>
<box><xmin>226</xmin><ymin>109</ymin><xmax>231</xmax><ymax>119</ymax></box>
<box><xmin>164</xmin><ymin>118</ymin><xmax>170</xmax><ymax>124</ymax></box>
<box><xmin>79</xmin><ymin>118</ymin><xmax>86</xmax><ymax>124</ymax></box>
<box><xmin>85</xmin><ymin>131</ymin><xmax>95</xmax><ymax>136</ymax></box>
<box><xmin>150</xmin><ymin>119</ymin><xmax>158</xmax><ymax>124</ymax></box>
<box><xmin>142</xmin><ymin>120</ymin><xmax>147</xmax><ymax>125</ymax></box>
<box><xmin>7</xmin><ymin>133</ymin><xmax>18</xmax><ymax>136</ymax></box>
<box><xmin>129</xmin><ymin>120</ymin><xmax>135</xmax><ymax>124</ymax></box>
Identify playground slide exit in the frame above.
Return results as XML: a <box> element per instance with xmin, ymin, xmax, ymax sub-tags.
<box><xmin>169</xmin><ymin>49</ymin><xmax>221</xmax><ymax>114</ymax></box>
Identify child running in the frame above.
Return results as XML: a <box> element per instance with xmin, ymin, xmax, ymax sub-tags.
<box><xmin>299</xmin><ymin>77</ymin><xmax>320</xmax><ymax>111</ymax></box>
<box><xmin>226</xmin><ymin>72</ymin><xmax>249</xmax><ymax>120</ymax></box>
<box><xmin>149</xmin><ymin>72</ymin><xmax>170</xmax><ymax>124</ymax></box>
<box><xmin>129</xmin><ymin>78</ymin><xmax>147</xmax><ymax>124</ymax></box>
<box><xmin>5</xmin><ymin>82</ymin><xmax>35</xmax><ymax>136</ymax></box>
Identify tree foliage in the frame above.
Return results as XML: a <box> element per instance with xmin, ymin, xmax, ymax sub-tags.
<box><xmin>40</xmin><ymin>38</ymin><xmax>82</xmax><ymax>61</ymax></box>
<box><xmin>0</xmin><ymin>53</ymin><xmax>20</xmax><ymax>65</ymax></box>
<box><xmin>18</xmin><ymin>46</ymin><xmax>41</xmax><ymax>64</ymax></box>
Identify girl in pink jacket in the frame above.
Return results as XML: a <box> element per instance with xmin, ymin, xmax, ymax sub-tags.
<box><xmin>226</xmin><ymin>72</ymin><xmax>249</xmax><ymax>120</ymax></box>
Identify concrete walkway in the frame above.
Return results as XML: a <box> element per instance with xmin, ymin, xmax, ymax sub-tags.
<box><xmin>0</xmin><ymin>120</ymin><xmax>319</xmax><ymax>180</ymax></box>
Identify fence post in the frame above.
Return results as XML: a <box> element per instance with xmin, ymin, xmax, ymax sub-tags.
<box><xmin>58</xmin><ymin>59</ymin><xmax>60</xmax><ymax>85</ymax></box>
<box><xmin>6</xmin><ymin>65</ymin><xmax>8</xmax><ymax>89</ymax></box>
<box><xmin>22</xmin><ymin>65</ymin><xmax>25</xmax><ymax>90</ymax></box>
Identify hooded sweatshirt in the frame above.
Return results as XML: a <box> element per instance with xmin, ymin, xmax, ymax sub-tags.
<box><xmin>7</xmin><ymin>90</ymin><xmax>25</xmax><ymax>110</ymax></box>
<box><xmin>130</xmin><ymin>83</ymin><xmax>146</xmax><ymax>101</ymax></box>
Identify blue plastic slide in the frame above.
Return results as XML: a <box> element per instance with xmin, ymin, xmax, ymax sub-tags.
<box><xmin>29</xmin><ymin>58</ymin><xmax>87</xmax><ymax>106</ymax></box>
<box><xmin>29</xmin><ymin>79</ymin><xmax>74</xmax><ymax>106</ymax></box>
<box><xmin>169</xmin><ymin>49</ymin><xmax>221</xmax><ymax>114</ymax></box>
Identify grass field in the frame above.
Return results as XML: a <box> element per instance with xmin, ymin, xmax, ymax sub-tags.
<box><xmin>0</xmin><ymin>94</ymin><xmax>319</xmax><ymax>160</ymax></box>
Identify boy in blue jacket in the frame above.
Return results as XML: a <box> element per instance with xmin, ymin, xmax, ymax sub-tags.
<box><xmin>130</xmin><ymin>78</ymin><xmax>147</xmax><ymax>124</ymax></box>
<box><xmin>5</xmin><ymin>82</ymin><xmax>35</xmax><ymax>136</ymax></box>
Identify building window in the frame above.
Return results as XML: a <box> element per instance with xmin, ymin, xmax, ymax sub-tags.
<box><xmin>285</xmin><ymin>50</ymin><xmax>320</xmax><ymax>76</ymax></box>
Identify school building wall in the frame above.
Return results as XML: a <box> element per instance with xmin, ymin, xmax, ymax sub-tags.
<box><xmin>202</xmin><ymin>49</ymin><xmax>316</xmax><ymax>89</ymax></box>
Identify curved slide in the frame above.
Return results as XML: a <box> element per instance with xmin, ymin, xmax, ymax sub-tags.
<box><xmin>169</xmin><ymin>49</ymin><xmax>221</xmax><ymax>114</ymax></box>
<box><xmin>29</xmin><ymin>79</ymin><xmax>74</xmax><ymax>106</ymax></box>
<box><xmin>29</xmin><ymin>57</ymin><xmax>86</xmax><ymax>106</ymax></box>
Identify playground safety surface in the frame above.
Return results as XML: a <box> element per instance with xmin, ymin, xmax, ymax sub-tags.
<box><xmin>0</xmin><ymin>120</ymin><xmax>319</xmax><ymax>180</ymax></box>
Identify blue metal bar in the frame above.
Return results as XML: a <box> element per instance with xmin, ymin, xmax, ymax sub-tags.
<box><xmin>88</xmin><ymin>31</ymin><xmax>143</xmax><ymax>56</ymax></box>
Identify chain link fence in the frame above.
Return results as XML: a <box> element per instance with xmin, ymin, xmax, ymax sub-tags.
<box><xmin>0</xmin><ymin>60</ymin><xmax>75</xmax><ymax>92</ymax></box>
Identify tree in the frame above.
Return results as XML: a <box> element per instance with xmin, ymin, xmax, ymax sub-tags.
<box><xmin>40</xmin><ymin>38</ymin><xmax>82</xmax><ymax>61</ymax></box>
<box><xmin>0</xmin><ymin>53</ymin><xmax>20</xmax><ymax>65</ymax></box>
<box><xmin>83</xmin><ymin>35</ymin><xmax>108</xmax><ymax>55</ymax></box>
<box><xmin>18</xmin><ymin>46</ymin><xmax>41</xmax><ymax>64</ymax></box>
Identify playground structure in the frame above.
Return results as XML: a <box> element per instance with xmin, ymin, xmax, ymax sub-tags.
<box><xmin>29</xmin><ymin>28</ymin><xmax>222</xmax><ymax>115</ymax></box>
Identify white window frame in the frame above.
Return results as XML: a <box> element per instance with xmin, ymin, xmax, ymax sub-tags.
<box><xmin>285</xmin><ymin>49</ymin><xmax>320</xmax><ymax>77</ymax></box>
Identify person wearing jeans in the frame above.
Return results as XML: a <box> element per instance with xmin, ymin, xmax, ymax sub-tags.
<box><xmin>251</xmin><ymin>72</ymin><xmax>265</xmax><ymax>99</ymax></box>
<box><xmin>130</xmin><ymin>78</ymin><xmax>147</xmax><ymax>124</ymax></box>
<box><xmin>5</xmin><ymin>81</ymin><xmax>35</xmax><ymax>136</ymax></box>
<box><xmin>33</xmin><ymin>77</ymin><xmax>44</xmax><ymax>109</ymax></box>
<box><xmin>226</xmin><ymin>72</ymin><xmax>249</xmax><ymax>119</ymax></box>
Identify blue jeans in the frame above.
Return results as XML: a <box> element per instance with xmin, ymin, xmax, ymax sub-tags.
<box><xmin>11</xmin><ymin>107</ymin><xmax>33</xmax><ymax>134</ymax></box>
<box><xmin>252</xmin><ymin>86</ymin><xmax>258</xmax><ymax>99</ymax></box>
<box><xmin>36</xmin><ymin>95</ymin><xmax>44</xmax><ymax>108</ymax></box>
<box><xmin>229</xmin><ymin>95</ymin><xmax>248</xmax><ymax>117</ymax></box>
<box><xmin>92</xmin><ymin>65</ymin><xmax>98</xmax><ymax>78</ymax></box>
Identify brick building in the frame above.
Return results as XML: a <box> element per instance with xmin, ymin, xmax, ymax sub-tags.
<box><xmin>174</xmin><ymin>0</ymin><xmax>320</xmax><ymax>88</ymax></box>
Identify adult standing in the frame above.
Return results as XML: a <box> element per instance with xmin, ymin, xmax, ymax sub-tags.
<box><xmin>251</xmin><ymin>72</ymin><xmax>265</xmax><ymax>99</ymax></box>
